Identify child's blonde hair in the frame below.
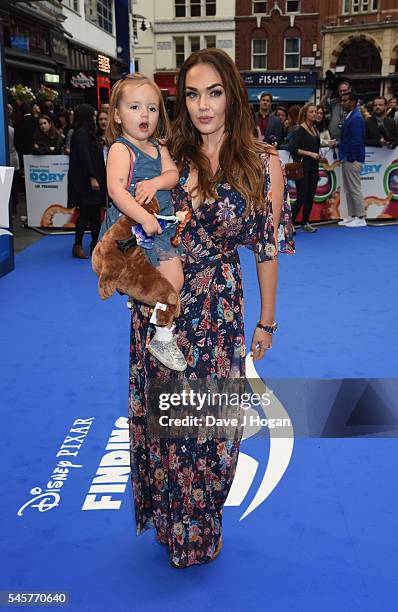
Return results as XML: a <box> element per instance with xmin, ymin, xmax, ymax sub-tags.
<box><xmin>106</xmin><ymin>73</ymin><xmax>171</xmax><ymax>144</ymax></box>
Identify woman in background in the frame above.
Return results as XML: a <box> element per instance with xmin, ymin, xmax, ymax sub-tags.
<box><xmin>280</xmin><ymin>104</ymin><xmax>300</xmax><ymax>151</ymax></box>
<box><xmin>32</xmin><ymin>115</ymin><xmax>63</xmax><ymax>155</ymax></box>
<box><xmin>290</xmin><ymin>103</ymin><xmax>321</xmax><ymax>233</ymax></box>
<box><xmin>96</xmin><ymin>110</ymin><xmax>110</xmax><ymax>160</ymax></box>
<box><xmin>316</xmin><ymin>105</ymin><xmax>336</xmax><ymax>148</ymax></box>
<box><xmin>68</xmin><ymin>104</ymin><xmax>106</xmax><ymax>259</ymax></box>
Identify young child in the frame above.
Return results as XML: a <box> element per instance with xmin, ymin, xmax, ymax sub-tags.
<box><xmin>104</xmin><ymin>73</ymin><xmax>186</xmax><ymax>372</ymax></box>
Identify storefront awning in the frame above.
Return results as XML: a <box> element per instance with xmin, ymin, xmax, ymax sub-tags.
<box><xmin>247</xmin><ymin>87</ymin><xmax>315</xmax><ymax>103</ymax></box>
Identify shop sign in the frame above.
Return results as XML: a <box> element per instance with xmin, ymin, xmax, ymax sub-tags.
<box><xmin>98</xmin><ymin>54</ymin><xmax>110</xmax><ymax>74</ymax></box>
<box><xmin>241</xmin><ymin>71</ymin><xmax>317</xmax><ymax>87</ymax></box>
<box><xmin>70</xmin><ymin>72</ymin><xmax>95</xmax><ymax>89</ymax></box>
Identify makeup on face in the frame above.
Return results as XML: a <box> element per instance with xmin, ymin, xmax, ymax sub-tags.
<box><xmin>184</xmin><ymin>63</ymin><xmax>227</xmax><ymax>137</ymax></box>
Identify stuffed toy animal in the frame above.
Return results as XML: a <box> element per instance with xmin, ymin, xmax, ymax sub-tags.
<box><xmin>91</xmin><ymin>199</ymin><xmax>191</xmax><ymax>327</ymax></box>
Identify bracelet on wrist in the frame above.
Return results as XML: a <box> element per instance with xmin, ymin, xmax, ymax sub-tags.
<box><xmin>257</xmin><ymin>321</ymin><xmax>278</xmax><ymax>334</ymax></box>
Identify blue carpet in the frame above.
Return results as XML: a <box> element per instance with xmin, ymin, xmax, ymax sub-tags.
<box><xmin>1</xmin><ymin>227</ymin><xmax>398</xmax><ymax>611</ymax></box>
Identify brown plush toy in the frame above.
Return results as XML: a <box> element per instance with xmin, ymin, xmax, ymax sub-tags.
<box><xmin>91</xmin><ymin>199</ymin><xmax>191</xmax><ymax>327</ymax></box>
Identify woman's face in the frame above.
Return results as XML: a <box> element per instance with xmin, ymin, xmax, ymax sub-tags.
<box><xmin>184</xmin><ymin>63</ymin><xmax>227</xmax><ymax>138</ymax></box>
<box><xmin>316</xmin><ymin>108</ymin><xmax>324</xmax><ymax>123</ymax></box>
<box><xmin>32</xmin><ymin>104</ymin><xmax>41</xmax><ymax>117</ymax></box>
<box><xmin>276</xmin><ymin>109</ymin><xmax>287</xmax><ymax>124</ymax></box>
<box><xmin>39</xmin><ymin>118</ymin><xmax>51</xmax><ymax>133</ymax></box>
<box><xmin>98</xmin><ymin>112</ymin><xmax>109</xmax><ymax>132</ymax></box>
<box><xmin>306</xmin><ymin>105</ymin><xmax>318</xmax><ymax>123</ymax></box>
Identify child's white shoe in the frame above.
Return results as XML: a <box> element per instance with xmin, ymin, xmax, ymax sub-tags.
<box><xmin>148</xmin><ymin>336</ymin><xmax>187</xmax><ymax>371</ymax></box>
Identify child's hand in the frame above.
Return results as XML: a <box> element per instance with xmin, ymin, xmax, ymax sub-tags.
<box><xmin>141</xmin><ymin>214</ymin><xmax>162</xmax><ymax>236</ymax></box>
<box><xmin>135</xmin><ymin>179</ymin><xmax>158</xmax><ymax>205</ymax></box>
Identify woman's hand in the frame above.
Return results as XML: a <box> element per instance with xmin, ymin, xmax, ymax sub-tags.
<box><xmin>135</xmin><ymin>179</ymin><xmax>158</xmax><ymax>205</ymax></box>
<box><xmin>250</xmin><ymin>327</ymin><xmax>273</xmax><ymax>361</ymax></box>
<box><xmin>142</xmin><ymin>214</ymin><xmax>162</xmax><ymax>236</ymax></box>
<box><xmin>90</xmin><ymin>177</ymin><xmax>100</xmax><ymax>190</ymax></box>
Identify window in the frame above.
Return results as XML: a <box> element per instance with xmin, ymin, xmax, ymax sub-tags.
<box><xmin>205</xmin><ymin>35</ymin><xmax>216</xmax><ymax>48</ymax></box>
<box><xmin>175</xmin><ymin>0</ymin><xmax>186</xmax><ymax>18</ymax></box>
<box><xmin>190</xmin><ymin>0</ymin><xmax>201</xmax><ymax>17</ymax></box>
<box><xmin>252</xmin><ymin>0</ymin><xmax>267</xmax><ymax>13</ymax></box>
<box><xmin>342</xmin><ymin>0</ymin><xmax>378</xmax><ymax>12</ymax></box>
<box><xmin>252</xmin><ymin>39</ymin><xmax>267</xmax><ymax>70</ymax></box>
<box><xmin>63</xmin><ymin>0</ymin><xmax>79</xmax><ymax>11</ymax></box>
<box><xmin>97</xmin><ymin>0</ymin><xmax>113</xmax><ymax>33</ymax></box>
<box><xmin>85</xmin><ymin>0</ymin><xmax>113</xmax><ymax>33</ymax></box>
<box><xmin>284</xmin><ymin>37</ymin><xmax>300</xmax><ymax>69</ymax></box>
<box><xmin>286</xmin><ymin>0</ymin><xmax>300</xmax><ymax>12</ymax></box>
<box><xmin>190</xmin><ymin>36</ymin><xmax>200</xmax><ymax>53</ymax></box>
<box><xmin>174</xmin><ymin>37</ymin><xmax>185</xmax><ymax>68</ymax></box>
<box><xmin>206</xmin><ymin>0</ymin><xmax>216</xmax><ymax>16</ymax></box>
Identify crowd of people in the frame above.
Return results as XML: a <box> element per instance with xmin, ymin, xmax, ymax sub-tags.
<box><xmin>7</xmin><ymin>78</ymin><xmax>398</xmax><ymax>250</ymax></box>
<box><xmin>254</xmin><ymin>83</ymin><xmax>398</xmax><ymax>232</ymax></box>
<box><xmin>7</xmin><ymin>99</ymin><xmax>110</xmax><ymax>258</ymax></box>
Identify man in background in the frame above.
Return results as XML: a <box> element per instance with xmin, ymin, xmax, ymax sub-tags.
<box><xmin>365</xmin><ymin>96</ymin><xmax>398</xmax><ymax>149</ymax></box>
<box><xmin>14</xmin><ymin>102</ymin><xmax>38</xmax><ymax>169</ymax></box>
<box><xmin>255</xmin><ymin>91</ymin><xmax>283</xmax><ymax>146</ymax></box>
<box><xmin>338</xmin><ymin>92</ymin><xmax>366</xmax><ymax>228</ymax></box>
<box><xmin>323</xmin><ymin>80</ymin><xmax>352</xmax><ymax>141</ymax></box>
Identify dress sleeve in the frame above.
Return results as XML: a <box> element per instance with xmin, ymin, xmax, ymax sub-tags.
<box><xmin>247</xmin><ymin>152</ymin><xmax>295</xmax><ymax>262</ymax></box>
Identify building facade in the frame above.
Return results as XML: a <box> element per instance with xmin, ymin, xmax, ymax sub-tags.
<box><xmin>62</xmin><ymin>0</ymin><xmax>125</xmax><ymax>108</ymax></box>
<box><xmin>1</xmin><ymin>1</ymin><xmax>68</xmax><ymax>92</ymax></box>
<box><xmin>235</xmin><ymin>0</ymin><xmax>320</xmax><ymax>105</ymax></box>
<box><xmin>132</xmin><ymin>0</ymin><xmax>235</xmax><ymax>97</ymax></box>
<box><xmin>320</xmin><ymin>0</ymin><xmax>398</xmax><ymax>101</ymax></box>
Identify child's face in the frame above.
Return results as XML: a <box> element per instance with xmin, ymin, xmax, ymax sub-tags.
<box><xmin>115</xmin><ymin>83</ymin><xmax>160</xmax><ymax>142</ymax></box>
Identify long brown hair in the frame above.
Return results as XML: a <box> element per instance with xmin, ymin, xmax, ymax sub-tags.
<box><xmin>298</xmin><ymin>103</ymin><xmax>317</xmax><ymax>128</ymax></box>
<box><xmin>36</xmin><ymin>114</ymin><xmax>60</xmax><ymax>139</ymax></box>
<box><xmin>287</xmin><ymin>105</ymin><xmax>300</xmax><ymax>129</ymax></box>
<box><xmin>169</xmin><ymin>48</ymin><xmax>275</xmax><ymax>213</ymax></box>
<box><xmin>106</xmin><ymin>73</ymin><xmax>171</xmax><ymax>145</ymax></box>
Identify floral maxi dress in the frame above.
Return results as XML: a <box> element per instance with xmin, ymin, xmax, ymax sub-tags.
<box><xmin>128</xmin><ymin>153</ymin><xmax>295</xmax><ymax>567</ymax></box>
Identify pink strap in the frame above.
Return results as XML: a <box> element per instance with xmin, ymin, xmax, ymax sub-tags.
<box><xmin>120</xmin><ymin>144</ymin><xmax>135</xmax><ymax>187</ymax></box>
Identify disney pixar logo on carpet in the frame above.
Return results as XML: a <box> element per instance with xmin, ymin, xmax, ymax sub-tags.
<box><xmin>17</xmin><ymin>418</ymin><xmax>94</xmax><ymax>516</ymax></box>
<box><xmin>29</xmin><ymin>170</ymin><xmax>66</xmax><ymax>184</ymax></box>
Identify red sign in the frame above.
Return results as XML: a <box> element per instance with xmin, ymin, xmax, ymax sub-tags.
<box><xmin>154</xmin><ymin>72</ymin><xmax>177</xmax><ymax>96</ymax></box>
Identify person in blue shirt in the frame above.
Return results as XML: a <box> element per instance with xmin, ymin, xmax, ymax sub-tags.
<box><xmin>338</xmin><ymin>92</ymin><xmax>366</xmax><ymax>227</ymax></box>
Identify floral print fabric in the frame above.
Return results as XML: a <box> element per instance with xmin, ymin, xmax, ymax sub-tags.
<box><xmin>128</xmin><ymin>152</ymin><xmax>294</xmax><ymax>567</ymax></box>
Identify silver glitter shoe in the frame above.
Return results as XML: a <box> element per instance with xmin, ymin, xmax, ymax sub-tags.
<box><xmin>148</xmin><ymin>336</ymin><xmax>187</xmax><ymax>371</ymax></box>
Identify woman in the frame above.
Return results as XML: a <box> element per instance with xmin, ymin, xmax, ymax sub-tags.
<box><xmin>68</xmin><ymin>104</ymin><xmax>106</xmax><ymax>259</ymax></box>
<box><xmin>316</xmin><ymin>105</ymin><xmax>336</xmax><ymax>148</ymax></box>
<box><xmin>276</xmin><ymin>105</ymin><xmax>288</xmax><ymax>141</ymax></box>
<box><xmin>56</xmin><ymin>110</ymin><xmax>71</xmax><ymax>139</ymax></box>
<box><xmin>280</xmin><ymin>104</ymin><xmax>300</xmax><ymax>151</ymax></box>
<box><xmin>96</xmin><ymin>110</ymin><xmax>109</xmax><ymax>159</ymax></box>
<box><xmin>126</xmin><ymin>49</ymin><xmax>294</xmax><ymax>568</ymax></box>
<box><xmin>291</xmin><ymin>103</ymin><xmax>321</xmax><ymax>233</ymax></box>
<box><xmin>32</xmin><ymin>103</ymin><xmax>41</xmax><ymax>119</ymax></box>
<box><xmin>32</xmin><ymin>115</ymin><xmax>63</xmax><ymax>155</ymax></box>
